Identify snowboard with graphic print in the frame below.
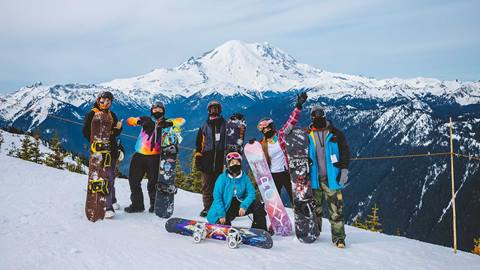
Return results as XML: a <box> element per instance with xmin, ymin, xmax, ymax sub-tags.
<box><xmin>244</xmin><ymin>141</ymin><xmax>292</xmax><ymax>236</ymax></box>
<box><xmin>285</xmin><ymin>127</ymin><xmax>319</xmax><ymax>243</ymax></box>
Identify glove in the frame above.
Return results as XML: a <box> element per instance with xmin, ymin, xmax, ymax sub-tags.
<box><xmin>141</xmin><ymin>117</ymin><xmax>155</xmax><ymax>135</ymax></box>
<box><xmin>295</xmin><ymin>92</ymin><xmax>308</xmax><ymax>109</ymax></box>
<box><xmin>137</xmin><ymin>116</ymin><xmax>148</xmax><ymax>126</ymax></box>
<box><xmin>248</xmin><ymin>138</ymin><xmax>256</xmax><ymax>144</ymax></box>
<box><xmin>337</xmin><ymin>169</ymin><xmax>349</xmax><ymax>186</ymax></box>
<box><xmin>194</xmin><ymin>153</ymin><xmax>202</xmax><ymax>170</ymax></box>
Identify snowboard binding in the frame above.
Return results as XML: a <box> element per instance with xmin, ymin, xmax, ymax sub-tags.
<box><xmin>161</xmin><ymin>145</ymin><xmax>177</xmax><ymax>155</ymax></box>
<box><xmin>192</xmin><ymin>223</ymin><xmax>207</xmax><ymax>243</ymax></box>
<box><xmin>90</xmin><ymin>141</ymin><xmax>112</xmax><ymax>167</ymax></box>
<box><xmin>226</xmin><ymin>228</ymin><xmax>242</xmax><ymax>249</ymax></box>
<box><xmin>156</xmin><ymin>183</ymin><xmax>178</xmax><ymax>194</ymax></box>
<box><xmin>88</xmin><ymin>178</ymin><xmax>109</xmax><ymax>194</ymax></box>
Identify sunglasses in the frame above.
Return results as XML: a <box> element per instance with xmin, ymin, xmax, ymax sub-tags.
<box><xmin>226</xmin><ymin>152</ymin><xmax>242</xmax><ymax>162</ymax></box>
<box><xmin>257</xmin><ymin>119</ymin><xmax>273</xmax><ymax>131</ymax></box>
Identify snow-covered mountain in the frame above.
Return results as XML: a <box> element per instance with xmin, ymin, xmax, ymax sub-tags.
<box><xmin>0</xmin><ymin>40</ymin><xmax>479</xmax><ymax>253</ymax></box>
<box><xmin>2</xmin><ymin>40</ymin><xmax>479</xmax><ymax>124</ymax></box>
<box><xmin>1</xmin><ymin>154</ymin><xmax>478</xmax><ymax>270</ymax></box>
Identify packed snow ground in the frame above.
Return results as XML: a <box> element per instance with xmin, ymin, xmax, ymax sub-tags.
<box><xmin>0</xmin><ymin>155</ymin><xmax>478</xmax><ymax>270</ymax></box>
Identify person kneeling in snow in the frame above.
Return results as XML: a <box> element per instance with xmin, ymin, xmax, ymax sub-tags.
<box><xmin>207</xmin><ymin>152</ymin><xmax>267</xmax><ymax>231</ymax></box>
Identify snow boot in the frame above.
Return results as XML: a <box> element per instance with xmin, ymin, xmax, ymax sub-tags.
<box><xmin>335</xmin><ymin>239</ymin><xmax>346</xmax><ymax>249</ymax></box>
<box><xmin>124</xmin><ymin>205</ymin><xmax>145</xmax><ymax>213</ymax></box>
<box><xmin>199</xmin><ymin>208</ymin><xmax>208</xmax><ymax>217</ymax></box>
<box><xmin>105</xmin><ymin>210</ymin><xmax>115</xmax><ymax>219</ymax></box>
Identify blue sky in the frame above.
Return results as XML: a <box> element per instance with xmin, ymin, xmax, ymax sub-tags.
<box><xmin>1</xmin><ymin>0</ymin><xmax>479</xmax><ymax>94</ymax></box>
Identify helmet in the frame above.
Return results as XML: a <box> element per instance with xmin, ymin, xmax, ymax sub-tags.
<box><xmin>226</xmin><ymin>151</ymin><xmax>242</xmax><ymax>164</ymax></box>
<box><xmin>98</xmin><ymin>91</ymin><xmax>114</xmax><ymax>100</ymax></box>
<box><xmin>310</xmin><ymin>105</ymin><xmax>325</xmax><ymax>118</ymax></box>
<box><xmin>257</xmin><ymin>117</ymin><xmax>274</xmax><ymax>131</ymax></box>
<box><xmin>207</xmin><ymin>100</ymin><xmax>222</xmax><ymax>113</ymax></box>
<box><xmin>151</xmin><ymin>102</ymin><xmax>165</xmax><ymax>111</ymax></box>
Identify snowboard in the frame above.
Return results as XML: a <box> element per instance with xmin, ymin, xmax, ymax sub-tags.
<box><xmin>154</xmin><ymin>118</ymin><xmax>185</xmax><ymax>218</ymax></box>
<box><xmin>165</xmin><ymin>217</ymin><xmax>273</xmax><ymax>249</ymax></box>
<box><xmin>225</xmin><ymin>114</ymin><xmax>246</xmax><ymax>154</ymax></box>
<box><xmin>244</xmin><ymin>141</ymin><xmax>292</xmax><ymax>236</ymax></box>
<box><xmin>285</xmin><ymin>128</ymin><xmax>319</xmax><ymax>243</ymax></box>
<box><xmin>85</xmin><ymin>110</ymin><xmax>113</xmax><ymax>222</ymax></box>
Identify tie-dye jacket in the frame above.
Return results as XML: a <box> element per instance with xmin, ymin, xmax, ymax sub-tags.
<box><xmin>127</xmin><ymin>116</ymin><xmax>184</xmax><ymax>155</ymax></box>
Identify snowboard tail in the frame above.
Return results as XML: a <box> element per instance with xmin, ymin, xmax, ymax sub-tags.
<box><xmin>154</xmin><ymin>153</ymin><xmax>177</xmax><ymax>218</ymax></box>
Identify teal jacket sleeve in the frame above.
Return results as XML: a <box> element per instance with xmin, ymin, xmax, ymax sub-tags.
<box><xmin>212</xmin><ymin>176</ymin><xmax>226</xmax><ymax>218</ymax></box>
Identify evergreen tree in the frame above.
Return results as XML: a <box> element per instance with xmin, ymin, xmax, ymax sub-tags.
<box><xmin>66</xmin><ymin>155</ymin><xmax>86</xmax><ymax>174</ymax></box>
<box><xmin>29</xmin><ymin>133</ymin><xmax>43</xmax><ymax>164</ymax></box>
<box><xmin>175</xmin><ymin>155</ymin><xmax>189</xmax><ymax>191</ymax></box>
<box><xmin>365</xmin><ymin>204</ymin><xmax>382</xmax><ymax>232</ymax></box>
<box><xmin>352</xmin><ymin>215</ymin><xmax>367</xmax><ymax>230</ymax></box>
<box><xmin>44</xmin><ymin>133</ymin><xmax>67</xmax><ymax>169</ymax></box>
<box><xmin>18</xmin><ymin>135</ymin><xmax>33</xmax><ymax>161</ymax></box>
<box><xmin>7</xmin><ymin>142</ymin><xmax>18</xmax><ymax>157</ymax></box>
<box><xmin>187</xmin><ymin>150</ymin><xmax>202</xmax><ymax>193</ymax></box>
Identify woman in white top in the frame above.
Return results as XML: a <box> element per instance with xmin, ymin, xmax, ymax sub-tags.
<box><xmin>255</xmin><ymin>92</ymin><xmax>307</xmax><ymax>205</ymax></box>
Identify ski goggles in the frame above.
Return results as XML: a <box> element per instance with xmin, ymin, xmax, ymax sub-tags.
<box><xmin>98</xmin><ymin>99</ymin><xmax>111</xmax><ymax>105</ymax></box>
<box><xmin>226</xmin><ymin>151</ymin><xmax>242</xmax><ymax>162</ymax></box>
<box><xmin>311</xmin><ymin>110</ymin><xmax>325</xmax><ymax>118</ymax></box>
<box><xmin>257</xmin><ymin>119</ymin><xmax>273</xmax><ymax>131</ymax></box>
<box><xmin>151</xmin><ymin>102</ymin><xmax>165</xmax><ymax>110</ymax></box>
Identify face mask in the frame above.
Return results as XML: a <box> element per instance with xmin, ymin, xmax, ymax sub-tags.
<box><xmin>312</xmin><ymin>117</ymin><xmax>327</xmax><ymax>128</ymax></box>
<box><xmin>152</xmin><ymin>112</ymin><xmax>164</xmax><ymax>119</ymax></box>
<box><xmin>228</xmin><ymin>164</ymin><xmax>242</xmax><ymax>175</ymax></box>
<box><xmin>264</xmin><ymin>129</ymin><xmax>275</xmax><ymax>139</ymax></box>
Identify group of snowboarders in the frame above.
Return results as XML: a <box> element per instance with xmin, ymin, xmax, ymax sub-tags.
<box><xmin>83</xmin><ymin>90</ymin><xmax>350</xmax><ymax>248</ymax></box>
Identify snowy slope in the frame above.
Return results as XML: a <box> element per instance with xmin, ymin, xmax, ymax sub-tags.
<box><xmin>0</xmin><ymin>155</ymin><xmax>478</xmax><ymax>270</ymax></box>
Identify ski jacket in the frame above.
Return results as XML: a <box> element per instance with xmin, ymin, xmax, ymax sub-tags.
<box><xmin>259</xmin><ymin>107</ymin><xmax>301</xmax><ymax>169</ymax></box>
<box><xmin>195</xmin><ymin>117</ymin><xmax>226</xmax><ymax>173</ymax></box>
<box><xmin>307</xmin><ymin>124</ymin><xmax>350</xmax><ymax>190</ymax></box>
<box><xmin>127</xmin><ymin>116</ymin><xmax>184</xmax><ymax>156</ymax></box>
<box><xmin>82</xmin><ymin>106</ymin><xmax>122</xmax><ymax>159</ymax></box>
<box><xmin>207</xmin><ymin>171</ymin><xmax>256</xmax><ymax>224</ymax></box>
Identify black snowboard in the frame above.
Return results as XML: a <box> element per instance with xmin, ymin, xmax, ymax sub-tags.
<box><xmin>285</xmin><ymin>127</ymin><xmax>319</xmax><ymax>243</ymax></box>
<box><xmin>154</xmin><ymin>145</ymin><xmax>177</xmax><ymax>218</ymax></box>
<box><xmin>225</xmin><ymin>114</ymin><xmax>246</xmax><ymax>154</ymax></box>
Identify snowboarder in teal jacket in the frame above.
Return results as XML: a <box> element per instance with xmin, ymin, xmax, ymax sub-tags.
<box><xmin>207</xmin><ymin>152</ymin><xmax>267</xmax><ymax>230</ymax></box>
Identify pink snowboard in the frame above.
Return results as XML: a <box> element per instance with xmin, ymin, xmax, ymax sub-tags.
<box><xmin>244</xmin><ymin>141</ymin><xmax>292</xmax><ymax>236</ymax></box>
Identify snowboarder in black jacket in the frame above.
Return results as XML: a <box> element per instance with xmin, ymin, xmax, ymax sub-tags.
<box><xmin>82</xmin><ymin>91</ymin><xmax>123</xmax><ymax>218</ymax></box>
<box><xmin>194</xmin><ymin>100</ymin><xmax>227</xmax><ymax>217</ymax></box>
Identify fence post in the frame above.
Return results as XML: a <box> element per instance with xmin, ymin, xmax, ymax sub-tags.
<box><xmin>449</xmin><ymin>117</ymin><xmax>457</xmax><ymax>254</ymax></box>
